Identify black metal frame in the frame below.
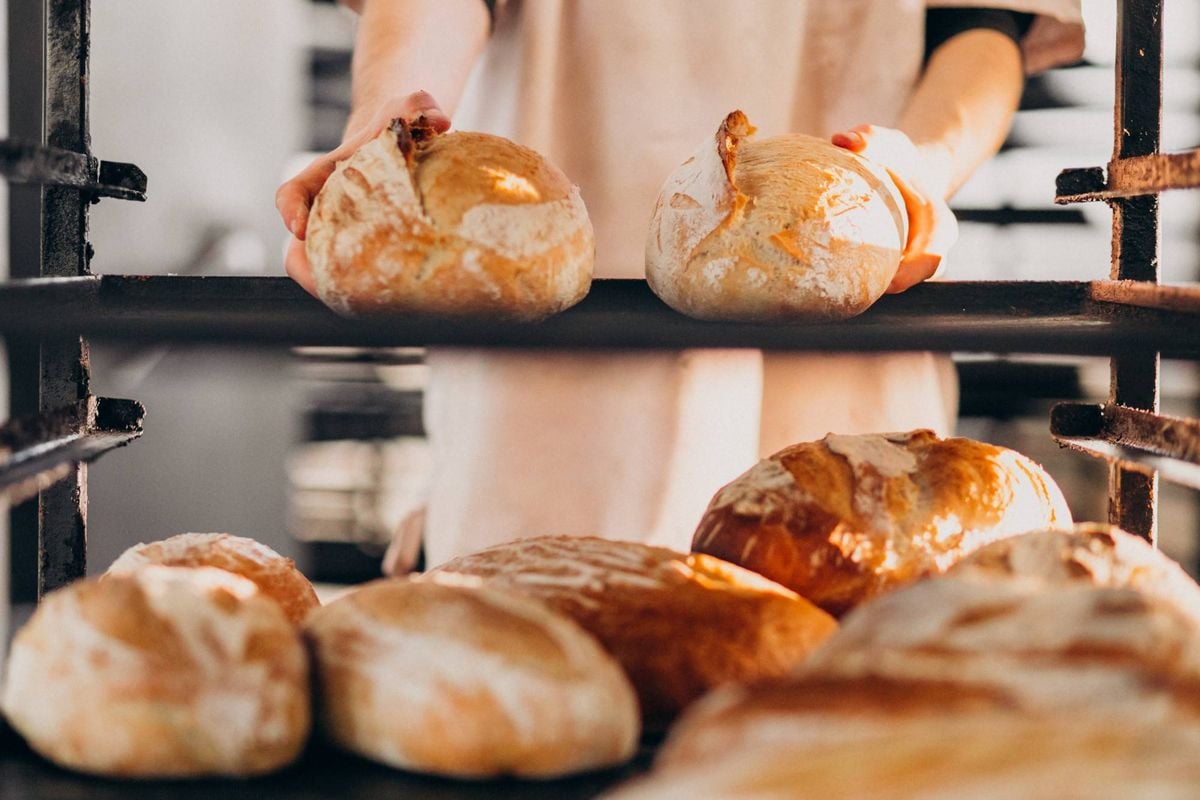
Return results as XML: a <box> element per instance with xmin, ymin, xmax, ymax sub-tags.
<box><xmin>1048</xmin><ymin>0</ymin><xmax>1200</xmax><ymax>542</ymax></box>
<box><xmin>4</xmin><ymin>0</ymin><xmax>1200</xmax><ymax>596</ymax></box>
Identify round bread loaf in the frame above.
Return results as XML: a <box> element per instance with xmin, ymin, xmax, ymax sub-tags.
<box><xmin>807</xmin><ymin>567</ymin><xmax>1200</xmax><ymax>715</ymax></box>
<box><xmin>430</xmin><ymin>535</ymin><xmax>838</xmax><ymax>729</ymax></box>
<box><xmin>302</xmin><ymin>575</ymin><xmax>639</xmax><ymax>778</ymax></box>
<box><xmin>607</xmin><ymin>713</ymin><xmax>1200</xmax><ymax>800</ymax></box>
<box><xmin>106</xmin><ymin>532</ymin><xmax>320</xmax><ymax>624</ymax></box>
<box><xmin>645</xmin><ymin>110</ymin><xmax>906</xmax><ymax>321</ymax></box>
<box><xmin>691</xmin><ymin>429</ymin><xmax>1072</xmax><ymax>616</ymax></box>
<box><xmin>657</xmin><ymin>674</ymin><xmax>1016</xmax><ymax>770</ymax></box>
<box><xmin>950</xmin><ymin>523</ymin><xmax>1200</xmax><ymax>619</ymax></box>
<box><xmin>0</xmin><ymin>567</ymin><xmax>310</xmax><ymax>777</ymax></box>
<box><xmin>306</xmin><ymin>118</ymin><xmax>594</xmax><ymax>320</ymax></box>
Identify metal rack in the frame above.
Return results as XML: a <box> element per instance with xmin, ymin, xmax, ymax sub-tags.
<box><xmin>2</xmin><ymin>0</ymin><xmax>1200</xmax><ymax>796</ymax></box>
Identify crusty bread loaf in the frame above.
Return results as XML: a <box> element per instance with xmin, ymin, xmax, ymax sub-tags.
<box><xmin>1</xmin><ymin>567</ymin><xmax>310</xmax><ymax>777</ymax></box>
<box><xmin>645</xmin><ymin>110</ymin><xmax>906</xmax><ymax>321</ymax></box>
<box><xmin>950</xmin><ymin>523</ymin><xmax>1200</xmax><ymax>619</ymax></box>
<box><xmin>661</xmin><ymin>527</ymin><xmax>1200</xmax><ymax>770</ymax></box>
<box><xmin>106</xmin><ymin>532</ymin><xmax>320</xmax><ymax>624</ymax></box>
<box><xmin>691</xmin><ymin>429</ymin><xmax>1072</xmax><ymax>616</ymax></box>
<box><xmin>608</xmin><ymin>713</ymin><xmax>1200</xmax><ymax>800</ymax></box>
<box><xmin>302</xmin><ymin>574</ymin><xmax>639</xmax><ymax>778</ymax></box>
<box><xmin>306</xmin><ymin>118</ymin><xmax>594</xmax><ymax>320</ymax></box>
<box><xmin>657</xmin><ymin>674</ymin><xmax>1015</xmax><ymax>770</ymax></box>
<box><xmin>430</xmin><ymin>535</ymin><xmax>837</xmax><ymax>729</ymax></box>
<box><xmin>807</xmin><ymin>566</ymin><xmax>1200</xmax><ymax>715</ymax></box>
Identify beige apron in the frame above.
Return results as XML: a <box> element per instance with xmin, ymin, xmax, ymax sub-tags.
<box><xmin>422</xmin><ymin>0</ymin><xmax>1084</xmax><ymax>567</ymax></box>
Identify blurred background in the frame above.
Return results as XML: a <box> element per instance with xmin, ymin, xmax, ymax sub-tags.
<box><xmin>3</xmin><ymin>0</ymin><xmax>1200</xmax><ymax>601</ymax></box>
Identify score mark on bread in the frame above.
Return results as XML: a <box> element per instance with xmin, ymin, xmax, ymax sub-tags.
<box><xmin>646</xmin><ymin>110</ymin><xmax>907</xmax><ymax>321</ymax></box>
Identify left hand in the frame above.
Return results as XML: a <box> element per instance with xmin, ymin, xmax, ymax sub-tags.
<box><xmin>831</xmin><ymin>124</ymin><xmax>958</xmax><ymax>294</ymax></box>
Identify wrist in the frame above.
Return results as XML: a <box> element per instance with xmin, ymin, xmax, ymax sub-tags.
<box><xmin>910</xmin><ymin>140</ymin><xmax>955</xmax><ymax>201</ymax></box>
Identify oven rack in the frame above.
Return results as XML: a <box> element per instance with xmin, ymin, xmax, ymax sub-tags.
<box><xmin>2</xmin><ymin>0</ymin><xmax>1200</xmax><ymax>796</ymax></box>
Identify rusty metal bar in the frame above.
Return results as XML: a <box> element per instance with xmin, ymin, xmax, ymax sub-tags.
<box><xmin>0</xmin><ymin>397</ymin><xmax>144</xmax><ymax>507</ymax></box>
<box><xmin>0</xmin><ymin>276</ymin><xmax>1199</xmax><ymax>355</ymax></box>
<box><xmin>1104</xmin><ymin>0</ymin><xmax>1163</xmax><ymax>543</ymax></box>
<box><xmin>1051</xmin><ymin>402</ymin><xmax>1200</xmax><ymax>492</ymax></box>
<box><xmin>1089</xmin><ymin>280</ymin><xmax>1200</xmax><ymax>313</ymax></box>
<box><xmin>0</xmin><ymin>139</ymin><xmax>146</xmax><ymax>201</ymax></box>
<box><xmin>1056</xmin><ymin>149</ymin><xmax>1200</xmax><ymax>204</ymax></box>
<box><xmin>38</xmin><ymin>0</ymin><xmax>93</xmax><ymax>596</ymax></box>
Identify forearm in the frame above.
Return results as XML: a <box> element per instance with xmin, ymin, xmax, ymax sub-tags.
<box><xmin>898</xmin><ymin>28</ymin><xmax>1024</xmax><ymax>199</ymax></box>
<box><xmin>347</xmin><ymin>0</ymin><xmax>490</xmax><ymax>135</ymax></box>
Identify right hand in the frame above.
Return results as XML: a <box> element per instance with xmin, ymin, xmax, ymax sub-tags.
<box><xmin>275</xmin><ymin>90</ymin><xmax>450</xmax><ymax>296</ymax></box>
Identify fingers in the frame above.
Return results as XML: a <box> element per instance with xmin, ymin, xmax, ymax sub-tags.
<box><xmin>275</xmin><ymin>157</ymin><xmax>337</xmax><ymax>240</ymax></box>
<box><xmin>284</xmin><ymin>236</ymin><xmax>320</xmax><ymax>298</ymax></box>
<box><xmin>887</xmin><ymin>192</ymin><xmax>958</xmax><ymax>293</ymax></box>
<box><xmin>832</xmin><ymin>124</ymin><xmax>957</xmax><ymax>294</ymax></box>
<box><xmin>276</xmin><ymin>90</ymin><xmax>451</xmax><ymax>244</ymax></box>
<box><xmin>276</xmin><ymin>90</ymin><xmax>451</xmax><ymax>292</ymax></box>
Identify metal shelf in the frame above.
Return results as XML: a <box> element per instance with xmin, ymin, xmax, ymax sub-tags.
<box><xmin>2</xmin><ymin>276</ymin><xmax>1199</xmax><ymax>356</ymax></box>
<box><xmin>0</xmin><ymin>396</ymin><xmax>144</xmax><ymax>505</ymax></box>
<box><xmin>1051</xmin><ymin>402</ymin><xmax>1200</xmax><ymax>491</ymax></box>
<box><xmin>0</xmin><ymin>714</ymin><xmax>653</xmax><ymax>800</ymax></box>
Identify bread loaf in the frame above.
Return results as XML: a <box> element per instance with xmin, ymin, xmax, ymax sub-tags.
<box><xmin>302</xmin><ymin>575</ymin><xmax>639</xmax><ymax>778</ymax></box>
<box><xmin>430</xmin><ymin>535</ymin><xmax>837</xmax><ymax>729</ymax></box>
<box><xmin>691</xmin><ymin>429</ymin><xmax>1072</xmax><ymax>616</ymax></box>
<box><xmin>645</xmin><ymin>110</ymin><xmax>906</xmax><ymax>321</ymax></box>
<box><xmin>107</xmin><ymin>532</ymin><xmax>320</xmax><ymax>624</ymax></box>
<box><xmin>807</xmin><ymin>564</ymin><xmax>1200</xmax><ymax>715</ymax></box>
<box><xmin>608</xmin><ymin>713</ymin><xmax>1200</xmax><ymax>800</ymax></box>
<box><xmin>950</xmin><ymin>523</ymin><xmax>1200</xmax><ymax>619</ymax></box>
<box><xmin>306</xmin><ymin>118</ymin><xmax>594</xmax><ymax>320</ymax></box>
<box><xmin>1</xmin><ymin>567</ymin><xmax>310</xmax><ymax>777</ymax></box>
<box><xmin>661</xmin><ymin>527</ymin><xmax>1200</xmax><ymax>770</ymax></box>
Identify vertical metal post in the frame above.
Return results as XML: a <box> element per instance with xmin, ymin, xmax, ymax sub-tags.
<box><xmin>1108</xmin><ymin>0</ymin><xmax>1162</xmax><ymax>542</ymax></box>
<box><xmin>7</xmin><ymin>0</ymin><xmax>44</xmax><ymax>602</ymax></box>
<box><xmin>38</xmin><ymin>0</ymin><xmax>91</xmax><ymax>594</ymax></box>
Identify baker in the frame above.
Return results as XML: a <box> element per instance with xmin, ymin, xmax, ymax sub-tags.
<box><xmin>276</xmin><ymin>1</ymin><xmax>1084</xmax><ymax>570</ymax></box>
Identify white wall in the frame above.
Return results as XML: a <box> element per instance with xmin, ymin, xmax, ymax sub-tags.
<box><xmin>88</xmin><ymin>0</ymin><xmax>307</xmax><ymax>275</ymax></box>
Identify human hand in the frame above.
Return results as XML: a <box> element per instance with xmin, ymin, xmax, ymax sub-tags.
<box><xmin>275</xmin><ymin>90</ymin><xmax>450</xmax><ymax>296</ymax></box>
<box><xmin>831</xmin><ymin>124</ymin><xmax>958</xmax><ymax>294</ymax></box>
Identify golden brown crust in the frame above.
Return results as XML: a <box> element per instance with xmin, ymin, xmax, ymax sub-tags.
<box><xmin>646</xmin><ymin>110</ymin><xmax>906</xmax><ymax>321</ymax></box>
<box><xmin>610</xmin><ymin>712</ymin><xmax>1200</xmax><ymax>800</ymax></box>
<box><xmin>657</xmin><ymin>674</ymin><xmax>1019</xmax><ymax>770</ymax></box>
<box><xmin>307</xmin><ymin>120</ymin><xmax>593</xmax><ymax>321</ymax></box>
<box><xmin>429</xmin><ymin>536</ymin><xmax>838</xmax><ymax>730</ymax></box>
<box><xmin>950</xmin><ymin>524</ymin><xmax>1200</xmax><ymax>621</ymax></box>
<box><xmin>106</xmin><ymin>532</ymin><xmax>320</xmax><ymax>624</ymax></box>
<box><xmin>1</xmin><ymin>568</ymin><xmax>310</xmax><ymax>778</ymax></box>
<box><xmin>691</xmin><ymin>430</ymin><xmax>1072</xmax><ymax>616</ymax></box>
<box><xmin>302</xmin><ymin>576</ymin><xmax>639</xmax><ymax>778</ymax></box>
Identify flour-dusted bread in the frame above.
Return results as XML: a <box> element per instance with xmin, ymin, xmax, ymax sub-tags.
<box><xmin>656</xmin><ymin>674</ymin><xmax>1013</xmax><ymax>771</ymax></box>
<box><xmin>806</xmin><ymin>568</ymin><xmax>1200</xmax><ymax>715</ymax></box>
<box><xmin>950</xmin><ymin>523</ymin><xmax>1200</xmax><ymax>619</ymax></box>
<box><xmin>430</xmin><ymin>535</ymin><xmax>837</xmax><ymax>729</ymax></box>
<box><xmin>691</xmin><ymin>429</ymin><xmax>1072</xmax><ymax>616</ymax></box>
<box><xmin>0</xmin><ymin>567</ymin><xmax>310</xmax><ymax>778</ymax></box>
<box><xmin>306</xmin><ymin>118</ymin><xmax>594</xmax><ymax>320</ymax></box>
<box><xmin>645</xmin><ymin>110</ymin><xmax>906</xmax><ymax>321</ymax></box>
<box><xmin>661</xmin><ymin>527</ymin><xmax>1200</xmax><ymax>770</ymax></box>
<box><xmin>302</xmin><ymin>574</ymin><xmax>639</xmax><ymax>778</ymax></box>
<box><xmin>608</xmin><ymin>713</ymin><xmax>1200</xmax><ymax>800</ymax></box>
<box><xmin>107</xmin><ymin>532</ymin><xmax>320</xmax><ymax>624</ymax></box>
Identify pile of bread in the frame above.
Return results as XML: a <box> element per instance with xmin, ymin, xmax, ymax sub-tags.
<box><xmin>5</xmin><ymin>429</ymin><xmax>1200</xmax><ymax>795</ymax></box>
